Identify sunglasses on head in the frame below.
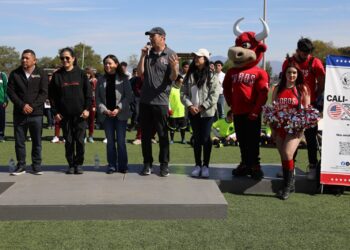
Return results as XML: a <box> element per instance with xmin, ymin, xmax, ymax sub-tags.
<box><xmin>60</xmin><ymin>56</ymin><xmax>71</xmax><ymax>61</ymax></box>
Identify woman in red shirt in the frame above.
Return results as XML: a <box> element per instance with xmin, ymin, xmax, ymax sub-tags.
<box><xmin>271</xmin><ymin>62</ymin><xmax>310</xmax><ymax>200</ymax></box>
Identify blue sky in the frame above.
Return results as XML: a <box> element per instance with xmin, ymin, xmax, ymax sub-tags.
<box><xmin>1</xmin><ymin>0</ymin><xmax>349</xmax><ymax>63</ymax></box>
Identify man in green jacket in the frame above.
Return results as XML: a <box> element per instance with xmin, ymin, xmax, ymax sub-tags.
<box><xmin>0</xmin><ymin>71</ymin><xmax>8</xmax><ymax>142</ymax></box>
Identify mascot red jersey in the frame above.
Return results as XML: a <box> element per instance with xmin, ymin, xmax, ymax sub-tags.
<box><xmin>223</xmin><ymin>18</ymin><xmax>270</xmax><ymax>179</ymax></box>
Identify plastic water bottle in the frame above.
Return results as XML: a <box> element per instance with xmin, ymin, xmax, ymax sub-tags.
<box><xmin>8</xmin><ymin>158</ymin><xmax>16</xmax><ymax>173</ymax></box>
<box><xmin>94</xmin><ymin>154</ymin><xmax>100</xmax><ymax>169</ymax></box>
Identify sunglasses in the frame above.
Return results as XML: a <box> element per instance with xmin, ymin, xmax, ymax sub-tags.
<box><xmin>60</xmin><ymin>56</ymin><xmax>71</xmax><ymax>61</ymax></box>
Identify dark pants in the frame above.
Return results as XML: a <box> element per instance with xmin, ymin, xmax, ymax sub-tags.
<box><xmin>61</xmin><ymin>116</ymin><xmax>86</xmax><ymax>167</ymax></box>
<box><xmin>13</xmin><ymin>115</ymin><xmax>43</xmax><ymax>168</ymax></box>
<box><xmin>44</xmin><ymin>108</ymin><xmax>54</xmax><ymax>127</ymax></box>
<box><xmin>0</xmin><ymin>103</ymin><xmax>5</xmax><ymax>137</ymax></box>
<box><xmin>139</xmin><ymin>103</ymin><xmax>169</xmax><ymax>165</ymax></box>
<box><xmin>234</xmin><ymin>114</ymin><xmax>261</xmax><ymax>166</ymax></box>
<box><xmin>304</xmin><ymin>126</ymin><xmax>318</xmax><ymax>165</ymax></box>
<box><xmin>104</xmin><ymin>117</ymin><xmax>128</xmax><ymax>170</ymax></box>
<box><xmin>189</xmin><ymin>114</ymin><xmax>214</xmax><ymax>167</ymax></box>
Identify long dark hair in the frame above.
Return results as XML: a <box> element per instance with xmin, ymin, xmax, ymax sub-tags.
<box><xmin>103</xmin><ymin>54</ymin><xmax>126</xmax><ymax>78</ymax></box>
<box><xmin>277</xmin><ymin>60</ymin><xmax>305</xmax><ymax>95</ymax></box>
<box><xmin>59</xmin><ymin>47</ymin><xmax>78</xmax><ymax>66</ymax></box>
<box><xmin>184</xmin><ymin>57</ymin><xmax>211</xmax><ymax>88</ymax></box>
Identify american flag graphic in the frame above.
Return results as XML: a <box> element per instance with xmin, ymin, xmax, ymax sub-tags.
<box><xmin>328</xmin><ymin>103</ymin><xmax>343</xmax><ymax>119</ymax></box>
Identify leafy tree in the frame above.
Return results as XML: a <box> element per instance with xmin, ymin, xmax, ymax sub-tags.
<box><xmin>312</xmin><ymin>40</ymin><xmax>340</xmax><ymax>61</ymax></box>
<box><xmin>338</xmin><ymin>47</ymin><xmax>350</xmax><ymax>57</ymax></box>
<box><xmin>0</xmin><ymin>46</ymin><xmax>20</xmax><ymax>74</ymax></box>
<box><xmin>36</xmin><ymin>56</ymin><xmax>58</xmax><ymax>69</ymax></box>
<box><xmin>52</xmin><ymin>43</ymin><xmax>103</xmax><ymax>73</ymax></box>
<box><xmin>73</xmin><ymin>43</ymin><xmax>103</xmax><ymax>73</ymax></box>
<box><xmin>222</xmin><ymin>59</ymin><xmax>233</xmax><ymax>73</ymax></box>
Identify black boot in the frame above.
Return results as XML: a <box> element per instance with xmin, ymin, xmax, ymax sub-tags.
<box><xmin>290</xmin><ymin>169</ymin><xmax>295</xmax><ymax>193</ymax></box>
<box><xmin>279</xmin><ymin>169</ymin><xmax>293</xmax><ymax>200</ymax></box>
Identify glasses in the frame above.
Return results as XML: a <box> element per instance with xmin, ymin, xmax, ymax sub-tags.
<box><xmin>60</xmin><ymin>56</ymin><xmax>71</xmax><ymax>61</ymax></box>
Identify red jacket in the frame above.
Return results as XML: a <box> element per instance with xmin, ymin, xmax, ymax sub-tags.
<box><xmin>223</xmin><ymin>66</ymin><xmax>269</xmax><ymax>115</ymax></box>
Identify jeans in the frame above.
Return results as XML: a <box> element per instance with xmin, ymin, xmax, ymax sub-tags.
<box><xmin>104</xmin><ymin>117</ymin><xmax>128</xmax><ymax>170</ymax></box>
<box><xmin>139</xmin><ymin>103</ymin><xmax>169</xmax><ymax>165</ymax></box>
<box><xmin>0</xmin><ymin>103</ymin><xmax>5</xmax><ymax>137</ymax></box>
<box><xmin>61</xmin><ymin>116</ymin><xmax>86</xmax><ymax>167</ymax></box>
<box><xmin>217</xmin><ymin>94</ymin><xmax>225</xmax><ymax>119</ymax></box>
<box><xmin>44</xmin><ymin>108</ymin><xmax>54</xmax><ymax>127</ymax></box>
<box><xmin>234</xmin><ymin>114</ymin><xmax>261</xmax><ymax>166</ymax></box>
<box><xmin>189</xmin><ymin>114</ymin><xmax>214</xmax><ymax>167</ymax></box>
<box><xmin>13</xmin><ymin>115</ymin><xmax>43</xmax><ymax>167</ymax></box>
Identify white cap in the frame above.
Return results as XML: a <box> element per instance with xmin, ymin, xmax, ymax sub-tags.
<box><xmin>191</xmin><ymin>48</ymin><xmax>211</xmax><ymax>61</ymax></box>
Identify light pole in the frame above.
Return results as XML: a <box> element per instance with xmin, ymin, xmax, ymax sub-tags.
<box><xmin>262</xmin><ymin>0</ymin><xmax>267</xmax><ymax>70</ymax></box>
<box><xmin>81</xmin><ymin>43</ymin><xmax>85</xmax><ymax>69</ymax></box>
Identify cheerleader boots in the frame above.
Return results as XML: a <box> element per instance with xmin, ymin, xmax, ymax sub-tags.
<box><xmin>278</xmin><ymin>160</ymin><xmax>295</xmax><ymax>200</ymax></box>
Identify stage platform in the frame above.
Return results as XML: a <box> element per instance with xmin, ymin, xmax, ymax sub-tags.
<box><xmin>0</xmin><ymin>164</ymin><xmax>319</xmax><ymax>220</ymax></box>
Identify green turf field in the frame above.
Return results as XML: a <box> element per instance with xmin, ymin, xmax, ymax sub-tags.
<box><xmin>0</xmin><ymin>103</ymin><xmax>348</xmax><ymax>250</ymax></box>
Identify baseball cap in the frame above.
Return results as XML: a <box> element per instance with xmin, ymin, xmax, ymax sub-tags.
<box><xmin>191</xmin><ymin>48</ymin><xmax>211</xmax><ymax>61</ymax></box>
<box><xmin>145</xmin><ymin>27</ymin><xmax>166</xmax><ymax>36</ymax></box>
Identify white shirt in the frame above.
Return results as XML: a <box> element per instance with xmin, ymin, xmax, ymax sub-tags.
<box><xmin>190</xmin><ymin>85</ymin><xmax>200</xmax><ymax>106</ymax></box>
<box><xmin>216</xmin><ymin>71</ymin><xmax>225</xmax><ymax>94</ymax></box>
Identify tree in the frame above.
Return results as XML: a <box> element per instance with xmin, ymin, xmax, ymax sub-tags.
<box><xmin>338</xmin><ymin>47</ymin><xmax>350</xmax><ymax>57</ymax></box>
<box><xmin>312</xmin><ymin>40</ymin><xmax>340</xmax><ymax>62</ymax></box>
<box><xmin>264</xmin><ymin>61</ymin><xmax>273</xmax><ymax>79</ymax></box>
<box><xmin>128</xmin><ymin>54</ymin><xmax>139</xmax><ymax>70</ymax></box>
<box><xmin>36</xmin><ymin>56</ymin><xmax>58</xmax><ymax>69</ymax></box>
<box><xmin>53</xmin><ymin>43</ymin><xmax>103</xmax><ymax>73</ymax></box>
<box><xmin>0</xmin><ymin>46</ymin><xmax>20</xmax><ymax>74</ymax></box>
<box><xmin>222</xmin><ymin>59</ymin><xmax>233</xmax><ymax>73</ymax></box>
<box><xmin>72</xmin><ymin>43</ymin><xmax>103</xmax><ymax>73</ymax></box>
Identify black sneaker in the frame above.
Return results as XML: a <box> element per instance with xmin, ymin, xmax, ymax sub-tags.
<box><xmin>141</xmin><ymin>164</ymin><xmax>152</xmax><ymax>175</ymax></box>
<box><xmin>10</xmin><ymin>166</ymin><xmax>26</xmax><ymax>176</ymax></box>
<box><xmin>118</xmin><ymin>168</ymin><xmax>128</xmax><ymax>174</ymax></box>
<box><xmin>106</xmin><ymin>167</ymin><xmax>115</xmax><ymax>174</ymax></box>
<box><xmin>251</xmin><ymin>164</ymin><xmax>264</xmax><ymax>180</ymax></box>
<box><xmin>160</xmin><ymin>164</ymin><xmax>169</xmax><ymax>177</ymax></box>
<box><xmin>32</xmin><ymin>165</ymin><xmax>43</xmax><ymax>175</ymax></box>
<box><xmin>66</xmin><ymin>166</ymin><xmax>74</xmax><ymax>174</ymax></box>
<box><xmin>232</xmin><ymin>163</ymin><xmax>250</xmax><ymax>177</ymax></box>
<box><xmin>75</xmin><ymin>166</ymin><xmax>84</xmax><ymax>174</ymax></box>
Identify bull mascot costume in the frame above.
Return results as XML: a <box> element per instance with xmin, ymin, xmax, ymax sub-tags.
<box><xmin>223</xmin><ymin>18</ymin><xmax>270</xmax><ymax>180</ymax></box>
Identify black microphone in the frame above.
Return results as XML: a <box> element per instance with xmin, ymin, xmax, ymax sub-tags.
<box><xmin>146</xmin><ymin>42</ymin><xmax>151</xmax><ymax>56</ymax></box>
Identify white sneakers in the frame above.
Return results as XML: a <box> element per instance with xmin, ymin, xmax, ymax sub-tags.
<box><xmin>191</xmin><ymin>165</ymin><xmax>209</xmax><ymax>178</ymax></box>
<box><xmin>51</xmin><ymin>136</ymin><xmax>59</xmax><ymax>143</ymax></box>
<box><xmin>132</xmin><ymin>139</ymin><xmax>141</xmax><ymax>145</ymax></box>
<box><xmin>191</xmin><ymin>166</ymin><xmax>201</xmax><ymax>177</ymax></box>
<box><xmin>201</xmin><ymin>166</ymin><xmax>209</xmax><ymax>178</ymax></box>
<box><xmin>103</xmin><ymin>138</ymin><xmax>108</xmax><ymax>144</ymax></box>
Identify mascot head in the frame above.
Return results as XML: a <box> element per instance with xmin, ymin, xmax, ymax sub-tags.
<box><xmin>228</xmin><ymin>17</ymin><xmax>269</xmax><ymax>69</ymax></box>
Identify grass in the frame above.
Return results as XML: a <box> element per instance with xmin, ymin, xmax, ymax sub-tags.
<box><xmin>0</xmin><ymin>103</ymin><xmax>349</xmax><ymax>250</ymax></box>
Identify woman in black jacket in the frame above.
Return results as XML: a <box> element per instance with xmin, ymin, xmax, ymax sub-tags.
<box><xmin>49</xmin><ymin>47</ymin><xmax>92</xmax><ymax>174</ymax></box>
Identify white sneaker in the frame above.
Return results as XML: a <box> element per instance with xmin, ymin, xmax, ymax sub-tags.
<box><xmin>132</xmin><ymin>139</ymin><xmax>141</xmax><ymax>145</ymax></box>
<box><xmin>201</xmin><ymin>166</ymin><xmax>209</xmax><ymax>178</ymax></box>
<box><xmin>51</xmin><ymin>136</ymin><xmax>59</xmax><ymax>143</ymax></box>
<box><xmin>307</xmin><ymin>167</ymin><xmax>317</xmax><ymax>181</ymax></box>
<box><xmin>191</xmin><ymin>165</ymin><xmax>201</xmax><ymax>177</ymax></box>
<box><xmin>103</xmin><ymin>138</ymin><xmax>107</xmax><ymax>144</ymax></box>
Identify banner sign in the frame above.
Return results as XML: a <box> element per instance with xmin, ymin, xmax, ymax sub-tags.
<box><xmin>321</xmin><ymin>55</ymin><xmax>350</xmax><ymax>186</ymax></box>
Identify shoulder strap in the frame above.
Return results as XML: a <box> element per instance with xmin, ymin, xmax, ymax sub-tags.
<box><xmin>308</xmin><ymin>56</ymin><xmax>315</xmax><ymax>76</ymax></box>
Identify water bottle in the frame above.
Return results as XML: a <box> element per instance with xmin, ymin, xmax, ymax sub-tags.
<box><xmin>8</xmin><ymin>158</ymin><xmax>16</xmax><ymax>173</ymax></box>
<box><xmin>94</xmin><ymin>154</ymin><xmax>100</xmax><ymax>169</ymax></box>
